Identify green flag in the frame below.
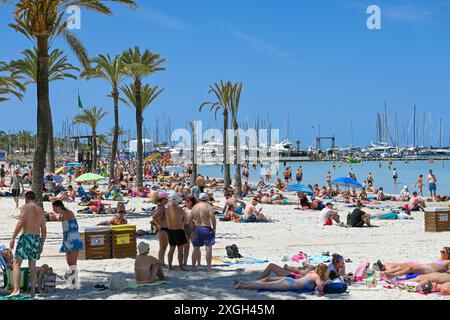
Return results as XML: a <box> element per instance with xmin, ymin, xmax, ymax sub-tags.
<box><xmin>78</xmin><ymin>90</ymin><xmax>83</xmax><ymax>109</ymax></box>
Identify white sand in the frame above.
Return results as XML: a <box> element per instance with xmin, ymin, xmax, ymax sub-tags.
<box><xmin>1</xmin><ymin>189</ymin><xmax>449</xmax><ymax>300</ymax></box>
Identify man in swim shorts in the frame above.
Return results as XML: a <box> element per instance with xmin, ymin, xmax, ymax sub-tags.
<box><xmin>426</xmin><ymin>169</ymin><xmax>437</xmax><ymax>199</ymax></box>
<box><xmin>8</xmin><ymin>191</ymin><xmax>47</xmax><ymax>297</ymax></box>
<box><xmin>166</xmin><ymin>194</ymin><xmax>187</xmax><ymax>271</ymax></box>
<box><xmin>189</xmin><ymin>193</ymin><xmax>216</xmax><ymax>271</ymax></box>
<box><xmin>320</xmin><ymin>202</ymin><xmax>341</xmax><ymax>226</ymax></box>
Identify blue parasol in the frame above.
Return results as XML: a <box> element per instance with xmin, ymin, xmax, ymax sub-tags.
<box><xmin>331</xmin><ymin>177</ymin><xmax>363</xmax><ymax>188</ymax></box>
<box><xmin>284</xmin><ymin>184</ymin><xmax>314</xmax><ymax>195</ymax></box>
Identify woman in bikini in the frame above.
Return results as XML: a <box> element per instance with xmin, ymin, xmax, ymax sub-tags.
<box><xmin>382</xmin><ymin>247</ymin><xmax>450</xmax><ymax>277</ymax></box>
<box><xmin>152</xmin><ymin>192</ymin><xmax>169</xmax><ymax>266</ymax></box>
<box><xmin>235</xmin><ymin>263</ymin><xmax>328</xmax><ymax>294</ymax></box>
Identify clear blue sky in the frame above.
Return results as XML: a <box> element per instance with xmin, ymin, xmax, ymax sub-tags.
<box><xmin>0</xmin><ymin>0</ymin><xmax>449</xmax><ymax>148</ymax></box>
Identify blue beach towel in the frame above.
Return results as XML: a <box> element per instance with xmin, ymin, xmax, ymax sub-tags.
<box><xmin>213</xmin><ymin>256</ymin><xmax>268</xmax><ymax>265</ymax></box>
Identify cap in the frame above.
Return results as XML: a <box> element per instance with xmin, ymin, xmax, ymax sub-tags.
<box><xmin>158</xmin><ymin>191</ymin><xmax>168</xmax><ymax>199</ymax></box>
<box><xmin>171</xmin><ymin>194</ymin><xmax>183</xmax><ymax>204</ymax></box>
<box><xmin>199</xmin><ymin>193</ymin><xmax>208</xmax><ymax>201</ymax></box>
<box><xmin>138</xmin><ymin>242</ymin><xmax>150</xmax><ymax>255</ymax></box>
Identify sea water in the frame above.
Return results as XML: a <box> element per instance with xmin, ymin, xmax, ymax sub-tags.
<box><xmin>170</xmin><ymin>160</ymin><xmax>449</xmax><ymax>195</ymax></box>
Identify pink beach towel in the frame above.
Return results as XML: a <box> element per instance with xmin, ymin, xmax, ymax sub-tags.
<box><xmin>354</xmin><ymin>261</ymin><xmax>370</xmax><ymax>283</ymax></box>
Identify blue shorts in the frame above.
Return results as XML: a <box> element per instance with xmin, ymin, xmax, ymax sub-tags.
<box><xmin>193</xmin><ymin>226</ymin><xmax>215</xmax><ymax>247</ymax></box>
<box><xmin>429</xmin><ymin>183</ymin><xmax>436</xmax><ymax>191</ymax></box>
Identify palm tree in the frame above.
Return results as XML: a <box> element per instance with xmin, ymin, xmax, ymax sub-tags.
<box><xmin>0</xmin><ymin>61</ymin><xmax>25</xmax><ymax>102</ymax></box>
<box><xmin>188</xmin><ymin>122</ymin><xmax>199</xmax><ymax>185</ymax></box>
<box><xmin>73</xmin><ymin>107</ymin><xmax>109</xmax><ymax>172</ymax></box>
<box><xmin>9</xmin><ymin>47</ymin><xmax>79</xmax><ymax>172</ymax></box>
<box><xmin>81</xmin><ymin>54</ymin><xmax>127</xmax><ymax>183</ymax></box>
<box><xmin>229</xmin><ymin>82</ymin><xmax>244</xmax><ymax>198</ymax></box>
<box><xmin>17</xmin><ymin>130</ymin><xmax>34</xmax><ymax>155</ymax></box>
<box><xmin>199</xmin><ymin>81</ymin><xmax>233</xmax><ymax>189</ymax></box>
<box><xmin>121</xmin><ymin>47</ymin><xmax>165</xmax><ymax>187</ymax></box>
<box><xmin>1</xmin><ymin>0</ymin><xmax>137</xmax><ymax>205</ymax></box>
<box><xmin>121</xmin><ymin>83</ymin><xmax>164</xmax><ymax>187</ymax></box>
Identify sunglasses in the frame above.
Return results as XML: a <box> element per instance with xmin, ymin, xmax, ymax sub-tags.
<box><xmin>441</xmin><ymin>250</ymin><xmax>449</xmax><ymax>255</ymax></box>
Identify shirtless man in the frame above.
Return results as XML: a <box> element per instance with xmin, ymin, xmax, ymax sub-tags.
<box><xmin>223</xmin><ymin>194</ymin><xmax>246</xmax><ymax>219</ymax></box>
<box><xmin>166</xmin><ymin>194</ymin><xmax>187</xmax><ymax>271</ymax></box>
<box><xmin>8</xmin><ymin>191</ymin><xmax>47</xmax><ymax>297</ymax></box>
<box><xmin>188</xmin><ymin>193</ymin><xmax>216</xmax><ymax>271</ymax></box>
<box><xmin>152</xmin><ymin>192</ymin><xmax>169</xmax><ymax>266</ymax></box>
<box><xmin>243</xmin><ymin>198</ymin><xmax>270</xmax><ymax>222</ymax></box>
<box><xmin>426</xmin><ymin>170</ymin><xmax>438</xmax><ymax>199</ymax></box>
<box><xmin>407</xmin><ymin>192</ymin><xmax>426</xmax><ymax>212</ymax></box>
<box><xmin>135</xmin><ymin>242</ymin><xmax>166</xmax><ymax>284</ymax></box>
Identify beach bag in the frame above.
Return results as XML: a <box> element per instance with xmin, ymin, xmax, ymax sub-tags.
<box><xmin>43</xmin><ymin>268</ymin><xmax>57</xmax><ymax>294</ymax></box>
<box><xmin>6</xmin><ymin>267</ymin><xmax>29</xmax><ymax>291</ymax></box>
<box><xmin>226</xmin><ymin>245</ymin><xmax>242</xmax><ymax>259</ymax></box>
<box><xmin>324</xmin><ymin>278</ymin><xmax>348</xmax><ymax>294</ymax></box>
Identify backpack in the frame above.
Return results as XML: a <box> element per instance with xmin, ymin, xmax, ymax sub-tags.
<box><xmin>226</xmin><ymin>244</ymin><xmax>243</xmax><ymax>259</ymax></box>
<box><xmin>324</xmin><ymin>279</ymin><xmax>348</xmax><ymax>294</ymax></box>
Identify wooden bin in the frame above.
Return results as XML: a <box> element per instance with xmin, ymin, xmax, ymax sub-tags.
<box><xmin>424</xmin><ymin>208</ymin><xmax>450</xmax><ymax>232</ymax></box>
<box><xmin>110</xmin><ymin>225</ymin><xmax>137</xmax><ymax>259</ymax></box>
<box><xmin>79</xmin><ymin>226</ymin><xmax>112</xmax><ymax>260</ymax></box>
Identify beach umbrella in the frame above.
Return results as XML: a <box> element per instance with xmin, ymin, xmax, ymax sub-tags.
<box><xmin>284</xmin><ymin>184</ymin><xmax>314</xmax><ymax>195</ymax></box>
<box><xmin>75</xmin><ymin>173</ymin><xmax>105</xmax><ymax>183</ymax></box>
<box><xmin>67</xmin><ymin>162</ymin><xmax>82</xmax><ymax>167</ymax></box>
<box><xmin>53</xmin><ymin>175</ymin><xmax>64</xmax><ymax>183</ymax></box>
<box><xmin>331</xmin><ymin>177</ymin><xmax>363</xmax><ymax>188</ymax></box>
<box><xmin>54</xmin><ymin>166</ymin><xmax>65</xmax><ymax>175</ymax></box>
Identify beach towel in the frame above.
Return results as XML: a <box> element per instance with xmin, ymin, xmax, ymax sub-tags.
<box><xmin>307</xmin><ymin>255</ymin><xmax>332</xmax><ymax>265</ymax></box>
<box><xmin>127</xmin><ymin>280</ymin><xmax>168</xmax><ymax>289</ymax></box>
<box><xmin>372</xmin><ymin>212</ymin><xmax>399</xmax><ymax>220</ymax></box>
<box><xmin>353</xmin><ymin>262</ymin><xmax>370</xmax><ymax>283</ymax></box>
<box><xmin>381</xmin><ymin>274</ymin><xmax>419</xmax><ymax>282</ymax></box>
<box><xmin>0</xmin><ymin>292</ymin><xmax>35</xmax><ymax>300</ymax></box>
<box><xmin>213</xmin><ymin>256</ymin><xmax>268</xmax><ymax>265</ymax></box>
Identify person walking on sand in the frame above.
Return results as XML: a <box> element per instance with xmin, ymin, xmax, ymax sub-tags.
<box><xmin>166</xmin><ymin>194</ymin><xmax>187</xmax><ymax>271</ymax></box>
<box><xmin>189</xmin><ymin>193</ymin><xmax>216</xmax><ymax>272</ymax></box>
<box><xmin>47</xmin><ymin>200</ymin><xmax>83</xmax><ymax>288</ymax></box>
<box><xmin>8</xmin><ymin>191</ymin><xmax>46</xmax><ymax>297</ymax></box>
<box><xmin>10</xmin><ymin>169</ymin><xmax>24</xmax><ymax>209</ymax></box>
<box><xmin>415</xmin><ymin>174</ymin><xmax>424</xmax><ymax>196</ymax></box>
<box><xmin>0</xmin><ymin>164</ymin><xmax>6</xmax><ymax>190</ymax></box>
<box><xmin>426</xmin><ymin>170</ymin><xmax>438</xmax><ymax>199</ymax></box>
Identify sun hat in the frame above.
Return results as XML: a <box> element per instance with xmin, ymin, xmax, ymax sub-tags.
<box><xmin>138</xmin><ymin>242</ymin><xmax>150</xmax><ymax>255</ymax></box>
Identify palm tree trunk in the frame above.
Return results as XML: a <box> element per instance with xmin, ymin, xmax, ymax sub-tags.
<box><xmin>32</xmin><ymin>36</ymin><xmax>51</xmax><ymax>207</ymax></box>
<box><xmin>92</xmin><ymin>131</ymin><xmax>97</xmax><ymax>173</ymax></box>
<box><xmin>223</xmin><ymin>111</ymin><xmax>231</xmax><ymax>188</ymax></box>
<box><xmin>109</xmin><ymin>91</ymin><xmax>119</xmax><ymax>182</ymax></box>
<box><xmin>135</xmin><ymin>82</ymin><xmax>143</xmax><ymax>188</ymax></box>
<box><xmin>234</xmin><ymin>120</ymin><xmax>242</xmax><ymax>198</ymax></box>
<box><xmin>46</xmin><ymin>105</ymin><xmax>55</xmax><ymax>173</ymax></box>
<box><xmin>191</xmin><ymin>123</ymin><xmax>198</xmax><ymax>185</ymax></box>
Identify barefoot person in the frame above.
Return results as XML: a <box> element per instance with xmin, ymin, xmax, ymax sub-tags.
<box><xmin>415</xmin><ymin>174</ymin><xmax>424</xmax><ymax>196</ymax></box>
<box><xmin>166</xmin><ymin>194</ymin><xmax>187</xmax><ymax>271</ymax></box>
<box><xmin>135</xmin><ymin>242</ymin><xmax>166</xmax><ymax>284</ymax></box>
<box><xmin>8</xmin><ymin>191</ymin><xmax>46</xmax><ymax>297</ymax></box>
<box><xmin>152</xmin><ymin>191</ymin><xmax>169</xmax><ymax>266</ymax></box>
<box><xmin>426</xmin><ymin>170</ymin><xmax>438</xmax><ymax>199</ymax></box>
<box><xmin>10</xmin><ymin>169</ymin><xmax>24</xmax><ymax>209</ymax></box>
<box><xmin>189</xmin><ymin>193</ymin><xmax>216</xmax><ymax>271</ymax></box>
<box><xmin>320</xmin><ymin>202</ymin><xmax>341</xmax><ymax>226</ymax></box>
<box><xmin>48</xmin><ymin>200</ymin><xmax>83</xmax><ymax>288</ymax></box>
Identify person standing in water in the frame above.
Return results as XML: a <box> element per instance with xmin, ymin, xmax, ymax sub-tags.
<box><xmin>426</xmin><ymin>170</ymin><xmax>438</xmax><ymax>199</ymax></box>
<box><xmin>415</xmin><ymin>174</ymin><xmax>424</xmax><ymax>196</ymax></box>
<box><xmin>8</xmin><ymin>191</ymin><xmax>46</xmax><ymax>297</ymax></box>
<box><xmin>392</xmin><ymin>168</ymin><xmax>398</xmax><ymax>184</ymax></box>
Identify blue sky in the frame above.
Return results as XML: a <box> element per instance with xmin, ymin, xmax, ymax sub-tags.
<box><xmin>0</xmin><ymin>0</ymin><xmax>449</xmax><ymax>148</ymax></box>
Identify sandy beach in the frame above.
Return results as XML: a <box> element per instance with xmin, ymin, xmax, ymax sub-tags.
<box><xmin>1</xmin><ymin>188</ymin><xmax>449</xmax><ymax>300</ymax></box>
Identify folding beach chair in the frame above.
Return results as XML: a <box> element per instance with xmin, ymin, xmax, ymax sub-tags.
<box><xmin>0</xmin><ymin>246</ymin><xmax>7</xmax><ymax>288</ymax></box>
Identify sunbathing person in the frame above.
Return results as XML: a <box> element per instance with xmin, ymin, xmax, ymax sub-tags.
<box><xmin>405</xmin><ymin>192</ymin><xmax>426</xmax><ymax>213</ymax></box>
<box><xmin>243</xmin><ymin>198</ymin><xmax>271</xmax><ymax>222</ymax></box>
<box><xmin>397</xmin><ymin>272</ymin><xmax>450</xmax><ymax>290</ymax></box>
<box><xmin>379</xmin><ymin>247</ymin><xmax>450</xmax><ymax>277</ymax></box>
<box><xmin>347</xmin><ymin>201</ymin><xmax>372</xmax><ymax>228</ymax></box>
<box><xmin>135</xmin><ymin>242</ymin><xmax>166</xmax><ymax>284</ymax></box>
<box><xmin>48</xmin><ymin>185</ymin><xmax>76</xmax><ymax>202</ymax></box>
<box><xmin>298</xmin><ymin>192</ymin><xmax>311</xmax><ymax>208</ymax></box>
<box><xmin>257</xmin><ymin>263</ymin><xmax>313</xmax><ymax>280</ymax></box>
<box><xmin>235</xmin><ymin>263</ymin><xmax>328</xmax><ymax>294</ymax></box>
<box><xmin>97</xmin><ymin>211</ymin><xmax>128</xmax><ymax>226</ymax></box>
<box><xmin>223</xmin><ymin>194</ymin><xmax>246</xmax><ymax>219</ymax></box>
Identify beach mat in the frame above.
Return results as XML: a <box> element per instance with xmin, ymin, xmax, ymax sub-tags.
<box><xmin>213</xmin><ymin>257</ymin><xmax>268</xmax><ymax>265</ymax></box>
<box><xmin>0</xmin><ymin>292</ymin><xmax>36</xmax><ymax>300</ymax></box>
<box><xmin>127</xmin><ymin>280</ymin><xmax>168</xmax><ymax>289</ymax></box>
<box><xmin>307</xmin><ymin>255</ymin><xmax>332</xmax><ymax>264</ymax></box>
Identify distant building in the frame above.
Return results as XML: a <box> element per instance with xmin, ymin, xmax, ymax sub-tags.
<box><xmin>128</xmin><ymin>139</ymin><xmax>154</xmax><ymax>154</ymax></box>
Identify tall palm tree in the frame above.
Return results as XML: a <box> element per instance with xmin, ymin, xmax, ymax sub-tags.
<box><xmin>121</xmin><ymin>47</ymin><xmax>165</xmax><ymax>187</ymax></box>
<box><xmin>229</xmin><ymin>82</ymin><xmax>244</xmax><ymax>198</ymax></box>
<box><xmin>121</xmin><ymin>83</ymin><xmax>164</xmax><ymax>187</ymax></box>
<box><xmin>81</xmin><ymin>54</ymin><xmax>126</xmax><ymax>183</ymax></box>
<box><xmin>188</xmin><ymin>122</ymin><xmax>198</xmax><ymax>185</ymax></box>
<box><xmin>9</xmin><ymin>47</ymin><xmax>79</xmax><ymax>172</ymax></box>
<box><xmin>17</xmin><ymin>130</ymin><xmax>34</xmax><ymax>155</ymax></box>
<box><xmin>73</xmin><ymin>106</ymin><xmax>109</xmax><ymax>172</ymax></box>
<box><xmin>1</xmin><ymin>0</ymin><xmax>137</xmax><ymax>205</ymax></box>
<box><xmin>0</xmin><ymin>61</ymin><xmax>25</xmax><ymax>102</ymax></box>
<box><xmin>199</xmin><ymin>81</ymin><xmax>233</xmax><ymax>189</ymax></box>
